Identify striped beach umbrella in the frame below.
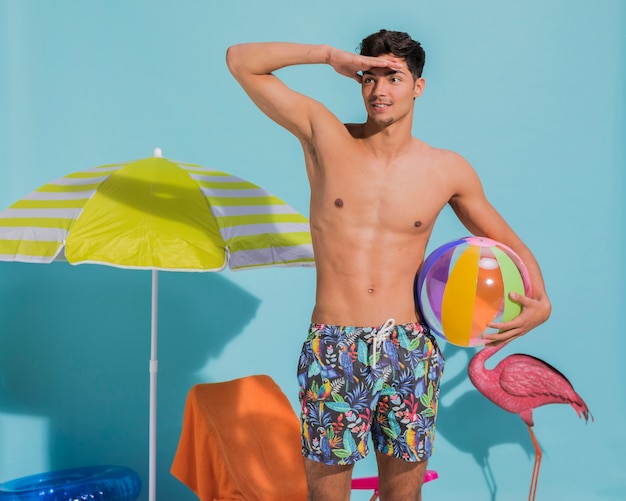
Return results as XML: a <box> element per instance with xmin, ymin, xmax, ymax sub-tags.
<box><xmin>0</xmin><ymin>149</ymin><xmax>314</xmax><ymax>501</ymax></box>
<box><xmin>0</xmin><ymin>149</ymin><xmax>313</xmax><ymax>270</ymax></box>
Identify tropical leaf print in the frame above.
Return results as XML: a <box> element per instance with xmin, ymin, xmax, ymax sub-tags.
<box><xmin>325</xmin><ymin>401</ymin><xmax>351</xmax><ymax>413</ymax></box>
<box><xmin>420</xmin><ymin>383</ymin><xmax>436</xmax><ymax>417</ymax></box>
<box><xmin>357</xmin><ymin>338</ymin><xmax>369</xmax><ymax>365</ymax></box>
<box><xmin>308</xmin><ymin>359</ymin><xmax>321</xmax><ymax>377</ymax></box>
<box><xmin>298</xmin><ymin>322</ymin><xmax>444</xmax><ymax>465</ymax></box>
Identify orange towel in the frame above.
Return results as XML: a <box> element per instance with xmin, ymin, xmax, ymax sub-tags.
<box><xmin>171</xmin><ymin>375</ymin><xmax>308</xmax><ymax>501</ymax></box>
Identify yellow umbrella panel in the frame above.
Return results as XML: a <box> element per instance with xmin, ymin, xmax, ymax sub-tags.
<box><xmin>0</xmin><ymin>156</ymin><xmax>314</xmax><ymax>270</ymax></box>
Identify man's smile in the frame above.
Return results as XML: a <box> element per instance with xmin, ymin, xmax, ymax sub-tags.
<box><xmin>371</xmin><ymin>102</ymin><xmax>392</xmax><ymax>110</ymax></box>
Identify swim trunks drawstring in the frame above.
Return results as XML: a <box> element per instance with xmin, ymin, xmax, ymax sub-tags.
<box><xmin>372</xmin><ymin>318</ymin><xmax>395</xmax><ymax>368</ymax></box>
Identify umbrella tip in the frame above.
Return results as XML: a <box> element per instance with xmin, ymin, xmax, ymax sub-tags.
<box><xmin>153</xmin><ymin>147</ymin><xmax>163</xmax><ymax>158</ymax></box>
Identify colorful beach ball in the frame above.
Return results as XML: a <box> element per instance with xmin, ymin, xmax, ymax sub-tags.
<box><xmin>416</xmin><ymin>236</ymin><xmax>532</xmax><ymax>347</ymax></box>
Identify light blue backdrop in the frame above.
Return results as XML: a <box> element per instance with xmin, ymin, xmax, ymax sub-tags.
<box><xmin>1</xmin><ymin>1</ymin><xmax>624</xmax><ymax>500</ymax></box>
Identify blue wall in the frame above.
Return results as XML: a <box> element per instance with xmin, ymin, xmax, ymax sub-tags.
<box><xmin>1</xmin><ymin>1</ymin><xmax>624</xmax><ymax>499</ymax></box>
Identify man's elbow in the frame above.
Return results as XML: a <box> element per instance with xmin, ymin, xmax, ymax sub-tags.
<box><xmin>225</xmin><ymin>44</ymin><xmax>242</xmax><ymax>76</ymax></box>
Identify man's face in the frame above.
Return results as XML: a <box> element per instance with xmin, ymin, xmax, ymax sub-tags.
<box><xmin>361</xmin><ymin>55</ymin><xmax>425</xmax><ymax>126</ymax></box>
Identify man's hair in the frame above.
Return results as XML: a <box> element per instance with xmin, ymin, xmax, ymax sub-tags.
<box><xmin>359</xmin><ymin>29</ymin><xmax>425</xmax><ymax>80</ymax></box>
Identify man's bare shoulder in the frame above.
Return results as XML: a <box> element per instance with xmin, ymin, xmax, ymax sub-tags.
<box><xmin>420</xmin><ymin>143</ymin><xmax>471</xmax><ymax>167</ymax></box>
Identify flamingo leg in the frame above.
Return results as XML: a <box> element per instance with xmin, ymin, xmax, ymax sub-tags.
<box><xmin>369</xmin><ymin>492</ymin><xmax>379</xmax><ymax>501</ymax></box>
<box><xmin>527</xmin><ymin>426</ymin><xmax>543</xmax><ymax>501</ymax></box>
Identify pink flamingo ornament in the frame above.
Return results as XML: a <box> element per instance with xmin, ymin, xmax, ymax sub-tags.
<box><xmin>468</xmin><ymin>342</ymin><xmax>592</xmax><ymax>501</ymax></box>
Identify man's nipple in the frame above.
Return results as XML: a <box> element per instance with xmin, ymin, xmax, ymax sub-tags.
<box><xmin>334</xmin><ymin>198</ymin><xmax>344</xmax><ymax>208</ymax></box>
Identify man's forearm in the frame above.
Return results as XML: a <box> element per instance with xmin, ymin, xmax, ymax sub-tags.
<box><xmin>226</xmin><ymin>42</ymin><xmax>332</xmax><ymax>78</ymax></box>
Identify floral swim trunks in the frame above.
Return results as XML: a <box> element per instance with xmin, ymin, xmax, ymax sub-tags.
<box><xmin>297</xmin><ymin>319</ymin><xmax>444</xmax><ymax>466</ymax></box>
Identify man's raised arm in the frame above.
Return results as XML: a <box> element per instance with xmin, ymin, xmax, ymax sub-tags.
<box><xmin>226</xmin><ymin>42</ymin><xmax>402</xmax><ymax>140</ymax></box>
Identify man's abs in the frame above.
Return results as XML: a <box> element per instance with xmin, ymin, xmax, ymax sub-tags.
<box><xmin>311</xmin><ymin>249</ymin><xmax>424</xmax><ymax>326</ymax></box>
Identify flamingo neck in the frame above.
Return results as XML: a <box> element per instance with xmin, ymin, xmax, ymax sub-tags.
<box><xmin>475</xmin><ymin>342</ymin><xmax>505</xmax><ymax>360</ymax></box>
<box><xmin>467</xmin><ymin>343</ymin><xmax>506</xmax><ymax>384</ymax></box>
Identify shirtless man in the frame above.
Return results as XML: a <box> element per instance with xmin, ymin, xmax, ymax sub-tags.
<box><xmin>227</xmin><ymin>29</ymin><xmax>551</xmax><ymax>501</ymax></box>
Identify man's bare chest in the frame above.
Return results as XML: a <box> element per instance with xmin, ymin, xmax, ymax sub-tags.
<box><xmin>311</xmin><ymin>164</ymin><xmax>446</xmax><ymax>234</ymax></box>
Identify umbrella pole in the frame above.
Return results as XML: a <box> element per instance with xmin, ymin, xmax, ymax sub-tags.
<box><xmin>149</xmin><ymin>269</ymin><xmax>159</xmax><ymax>501</ymax></box>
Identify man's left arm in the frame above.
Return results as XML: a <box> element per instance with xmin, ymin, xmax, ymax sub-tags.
<box><xmin>447</xmin><ymin>154</ymin><xmax>552</xmax><ymax>343</ymax></box>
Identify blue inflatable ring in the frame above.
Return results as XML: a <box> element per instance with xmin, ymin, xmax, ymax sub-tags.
<box><xmin>0</xmin><ymin>465</ymin><xmax>141</xmax><ymax>501</ymax></box>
